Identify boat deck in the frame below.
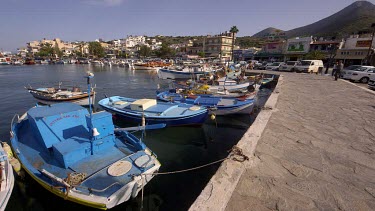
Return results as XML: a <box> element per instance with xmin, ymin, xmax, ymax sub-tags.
<box><xmin>15</xmin><ymin>119</ymin><xmax>151</xmax><ymax>196</ymax></box>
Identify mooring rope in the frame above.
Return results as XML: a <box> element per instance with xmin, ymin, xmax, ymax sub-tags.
<box><xmin>142</xmin><ymin>146</ymin><xmax>249</xmax><ymax>176</ymax></box>
<box><xmin>138</xmin><ymin>146</ymin><xmax>249</xmax><ymax>210</ymax></box>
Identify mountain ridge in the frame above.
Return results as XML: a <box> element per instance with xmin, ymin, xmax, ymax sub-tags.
<box><xmin>252</xmin><ymin>1</ymin><xmax>375</xmax><ymax>38</ymax></box>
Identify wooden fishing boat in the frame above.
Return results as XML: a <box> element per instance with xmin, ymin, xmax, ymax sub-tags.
<box><xmin>26</xmin><ymin>84</ymin><xmax>95</xmax><ymax>106</ymax></box>
<box><xmin>99</xmin><ymin>96</ymin><xmax>208</xmax><ymax>126</ymax></box>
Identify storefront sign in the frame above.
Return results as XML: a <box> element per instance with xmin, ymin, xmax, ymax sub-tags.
<box><xmin>355</xmin><ymin>40</ymin><xmax>372</xmax><ymax>47</ymax></box>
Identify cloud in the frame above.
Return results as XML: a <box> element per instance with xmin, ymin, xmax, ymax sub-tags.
<box><xmin>84</xmin><ymin>0</ymin><xmax>125</xmax><ymax>6</ymax></box>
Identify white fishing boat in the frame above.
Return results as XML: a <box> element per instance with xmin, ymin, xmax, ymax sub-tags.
<box><xmin>0</xmin><ymin>142</ymin><xmax>16</xmax><ymax>211</ymax></box>
<box><xmin>158</xmin><ymin>65</ymin><xmax>215</xmax><ymax>79</ymax></box>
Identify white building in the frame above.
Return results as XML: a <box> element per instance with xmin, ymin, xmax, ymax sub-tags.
<box><xmin>125</xmin><ymin>35</ymin><xmax>146</xmax><ymax>48</ymax></box>
<box><xmin>284</xmin><ymin>36</ymin><xmax>313</xmax><ymax>61</ymax></box>
<box><xmin>336</xmin><ymin>33</ymin><xmax>375</xmax><ymax>65</ymax></box>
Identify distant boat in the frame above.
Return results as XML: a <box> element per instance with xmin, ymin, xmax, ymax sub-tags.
<box><xmin>26</xmin><ymin>84</ymin><xmax>95</xmax><ymax>106</ymax></box>
<box><xmin>158</xmin><ymin>65</ymin><xmax>215</xmax><ymax>79</ymax></box>
<box><xmin>0</xmin><ymin>58</ymin><xmax>10</xmax><ymax>65</ymax></box>
<box><xmin>0</xmin><ymin>142</ymin><xmax>15</xmax><ymax>211</ymax></box>
<box><xmin>157</xmin><ymin>92</ymin><xmax>256</xmax><ymax>116</ymax></box>
<box><xmin>99</xmin><ymin>96</ymin><xmax>208</xmax><ymax>126</ymax></box>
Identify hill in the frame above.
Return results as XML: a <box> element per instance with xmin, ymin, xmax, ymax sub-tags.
<box><xmin>253</xmin><ymin>1</ymin><xmax>375</xmax><ymax>38</ymax></box>
<box><xmin>252</xmin><ymin>27</ymin><xmax>284</xmax><ymax>38</ymax></box>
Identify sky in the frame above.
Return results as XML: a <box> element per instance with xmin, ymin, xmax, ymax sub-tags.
<box><xmin>1</xmin><ymin>0</ymin><xmax>374</xmax><ymax>52</ymax></box>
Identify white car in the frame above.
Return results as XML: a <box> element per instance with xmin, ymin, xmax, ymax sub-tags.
<box><xmin>265</xmin><ymin>62</ymin><xmax>285</xmax><ymax>71</ymax></box>
<box><xmin>280</xmin><ymin>61</ymin><xmax>299</xmax><ymax>72</ymax></box>
<box><xmin>342</xmin><ymin>66</ymin><xmax>375</xmax><ymax>83</ymax></box>
<box><xmin>368</xmin><ymin>74</ymin><xmax>375</xmax><ymax>90</ymax></box>
<box><xmin>295</xmin><ymin>60</ymin><xmax>324</xmax><ymax>73</ymax></box>
<box><xmin>340</xmin><ymin>65</ymin><xmax>362</xmax><ymax>78</ymax></box>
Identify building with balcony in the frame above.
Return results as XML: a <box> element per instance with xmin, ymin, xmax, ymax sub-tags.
<box><xmin>335</xmin><ymin>33</ymin><xmax>375</xmax><ymax>65</ymax></box>
<box><xmin>204</xmin><ymin>32</ymin><xmax>234</xmax><ymax>61</ymax></box>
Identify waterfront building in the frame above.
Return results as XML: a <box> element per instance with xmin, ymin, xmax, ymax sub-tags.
<box><xmin>255</xmin><ymin>40</ymin><xmax>285</xmax><ymax>62</ymax></box>
<box><xmin>204</xmin><ymin>32</ymin><xmax>234</xmax><ymax>61</ymax></box>
<box><xmin>309</xmin><ymin>39</ymin><xmax>343</xmax><ymax>64</ymax></box>
<box><xmin>233</xmin><ymin>47</ymin><xmax>261</xmax><ymax>61</ymax></box>
<box><xmin>125</xmin><ymin>35</ymin><xmax>146</xmax><ymax>48</ymax></box>
<box><xmin>284</xmin><ymin>36</ymin><xmax>313</xmax><ymax>61</ymax></box>
<box><xmin>17</xmin><ymin>48</ymin><xmax>28</xmax><ymax>57</ymax></box>
<box><xmin>335</xmin><ymin>33</ymin><xmax>375</xmax><ymax>65</ymax></box>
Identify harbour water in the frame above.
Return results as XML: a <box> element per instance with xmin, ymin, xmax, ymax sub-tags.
<box><xmin>0</xmin><ymin>64</ymin><xmax>271</xmax><ymax>211</ymax></box>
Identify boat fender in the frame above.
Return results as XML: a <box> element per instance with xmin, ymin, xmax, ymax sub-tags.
<box><xmin>210</xmin><ymin>114</ymin><xmax>216</xmax><ymax>120</ymax></box>
<box><xmin>1</xmin><ymin>142</ymin><xmax>22</xmax><ymax>175</ymax></box>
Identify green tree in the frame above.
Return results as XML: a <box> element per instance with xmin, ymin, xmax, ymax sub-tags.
<box><xmin>304</xmin><ymin>51</ymin><xmax>326</xmax><ymax>60</ymax></box>
<box><xmin>88</xmin><ymin>42</ymin><xmax>105</xmax><ymax>58</ymax></box>
<box><xmin>230</xmin><ymin>26</ymin><xmax>239</xmax><ymax>61</ymax></box>
<box><xmin>154</xmin><ymin>43</ymin><xmax>175</xmax><ymax>58</ymax></box>
<box><xmin>137</xmin><ymin>45</ymin><xmax>152</xmax><ymax>58</ymax></box>
<box><xmin>36</xmin><ymin>43</ymin><xmax>54</xmax><ymax>57</ymax></box>
<box><xmin>54</xmin><ymin>42</ymin><xmax>63</xmax><ymax>58</ymax></box>
<box><xmin>197</xmin><ymin>51</ymin><xmax>205</xmax><ymax>58</ymax></box>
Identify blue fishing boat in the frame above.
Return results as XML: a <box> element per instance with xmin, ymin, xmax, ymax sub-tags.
<box><xmin>156</xmin><ymin>91</ymin><xmax>256</xmax><ymax>116</ymax></box>
<box><xmin>10</xmin><ymin>74</ymin><xmax>161</xmax><ymax>209</ymax></box>
<box><xmin>99</xmin><ymin>96</ymin><xmax>209</xmax><ymax>126</ymax></box>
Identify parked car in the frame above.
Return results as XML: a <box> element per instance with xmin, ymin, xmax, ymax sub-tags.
<box><xmin>280</xmin><ymin>61</ymin><xmax>299</xmax><ymax>72</ymax></box>
<box><xmin>265</xmin><ymin>62</ymin><xmax>285</xmax><ymax>71</ymax></box>
<box><xmin>294</xmin><ymin>60</ymin><xmax>324</xmax><ymax>73</ymax></box>
<box><xmin>368</xmin><ymin>74</ymin><xmax>375</xmax><ymax>89</ymax></box>
<box><xmin>256</xmin><ymin>62</ymin><xmax>272</xmax><ymax>70</ymax></box>
<box><xmin>340</xmin><ymin>65</ymin><xmax>363</xmax><ymax>78</ymax></box>
<box><xmin>342</xmin><ymin>66</ymin><xmax>375</xmax><ymax>83</ymax></box>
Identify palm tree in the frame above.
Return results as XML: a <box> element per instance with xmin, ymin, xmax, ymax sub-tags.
<box><xmin>230</xmin><ymin>26</ymin><xmax>239</xmax><ymax>62</ymax></box>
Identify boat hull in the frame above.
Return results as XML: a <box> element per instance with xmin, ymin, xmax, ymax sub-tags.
<box><xmin>99</xmin><ymin>97</ymin><xmax>209</xmax><ymax>126</ymax></box>
<box><xmin>156</xmin><ymin>91</ymin><xmax>256</xmax><ymax>116</ymax></box>
<box><xmin>0</xmin><ymin>144</ymin><xmax>15</xmax><ymax>211</ymax></box>
<box><xmin>102</xmin><ymin>107</ymin><xmax>208</xmax><ymax>126</ymax></box>
<box><xmin>10</xmin><ymin>105</ymin><xmax>160</xmax><ymax>210</ymax></box>
<box><xmin>158</xmin><ymin>68</ymin><xmax>212</xmax><ymax>80</ymax></box>
<box><xmin>29</xmin><ymin>92</ymin><xmax>95</xmax><ymax>106</ymax></box>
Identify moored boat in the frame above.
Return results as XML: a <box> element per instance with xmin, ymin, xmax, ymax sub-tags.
<box><xmin>26</xmin><ymin>84</ymin><xmax>95</xmax><ymax>106</ymax></box>
<box><xmin>99</xmin><ymin>96</ymin><xmax>208</xmax><ymax>126</ymax></box>
<box><xmin>10</xmin><ymin>102</ymin><xmax>161</xmax><ymax>209</ymax></box>
<box><xmin>157</xmin><ymin>65</ymin><xmax>215</xmax><ymax>80</ymax></box>
<box><xmin>157</xmin><ymin>91</ymin><xmax>256</xmax><ymax>116</ymax></box>
<box><xmin>0</xmin><ymin>142</ymin><xmax>15</xmax><ymax>211</ymax></box>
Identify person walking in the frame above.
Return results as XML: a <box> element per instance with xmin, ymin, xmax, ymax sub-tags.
<box><xmin>335</xmin><ymin>60</ymin><xmax>344</xmax><ymax>81</ymax></box>
<box><xmin>331</xmin><ymin>61</ymin><xmax>338</xmax><ymax>77</ymax></box>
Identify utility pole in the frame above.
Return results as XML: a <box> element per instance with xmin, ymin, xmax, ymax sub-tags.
<box><xmin>365</xmin><ymin>23</ymin><xmax>375</xmax><ymax>65</ymax></box>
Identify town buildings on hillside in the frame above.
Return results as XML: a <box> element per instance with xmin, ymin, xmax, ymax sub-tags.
<box><xmin>13</xmin><ymin>30</ymin><xmax>375</xmax><ymax>66</ymax></box>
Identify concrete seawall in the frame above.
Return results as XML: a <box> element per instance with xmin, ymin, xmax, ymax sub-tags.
<box><xmin>190</xmin><ymin>72</ymin><xmax>375</xmax><ymax>211</ymax></box>
<box><xmin>189</xmin><ymin>73</ymin><xmax>284</xmax><ymax>211</ymax></box>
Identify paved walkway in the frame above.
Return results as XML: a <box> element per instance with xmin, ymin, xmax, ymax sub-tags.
<box><xmin>226</xmin><ymin>73</ymin><xmax>375</xmax><ymax>210</ymax></box>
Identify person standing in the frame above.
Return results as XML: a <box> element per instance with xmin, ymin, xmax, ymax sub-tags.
<box><xmin>335</xmin><ymin>60</ymin><xmax>344</xmax><ymax>81</ymax></box>
<box><xmin>331</xmin><ymin>61</ymin><xmax>338</xmax><ymax>77</ymax></box>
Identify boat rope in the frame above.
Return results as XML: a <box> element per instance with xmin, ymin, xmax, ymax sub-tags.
<box><xmin>142</xmin><ymin>146</ymin><xmax>248</xmax><ymax>176</ymax></box>
<box><xmin>63</xmin><ymin>172</ymin><xmax>87</xmax><ymax>199</ymax></box>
